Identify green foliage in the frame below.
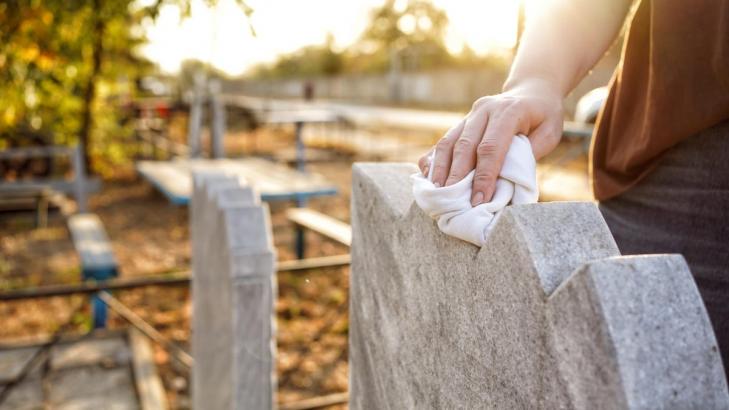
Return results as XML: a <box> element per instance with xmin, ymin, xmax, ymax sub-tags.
<box><xmin>0</xmin><ymin>0</ymin><xmax>250</xmax><ymax>176</ymax></box>
<box><xmin>1</xmin><ymin>2</ymin><xmax>82</xmax><ymax>146</ymax></box>
<box><xmin>252</xmin><ymin>34</ymin><xmax>344</xmax><ymax>79</ymax></box>
<box><xmin>0</xmin><ymin>1</ymin><xmax>152</xmax><ymax>174</ymax></box>
<box><xmin>176</xmin><ymin>58</ymin><xmax>229</xmax><ymax>94</ymax></box>
<box><xmin>360</xmin><ymin>0</ymin><xmax>448</xmax><ymax>53</ymax></box>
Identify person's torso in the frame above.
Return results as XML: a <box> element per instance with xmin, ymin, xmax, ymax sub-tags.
<box><xmin>591</xmin><ymin>0</ymin><xmax>729</xmax><ymax>200</ymax></box>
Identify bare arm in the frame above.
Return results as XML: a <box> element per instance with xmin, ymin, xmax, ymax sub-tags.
<box><xmin>419</xmin><ymin>0</ymin><xmax>632</xmax><ymax>205</ymax></box>
<box><xmin>507</xmin><ymin>0</ymin><xmax>632</xmax><ymax>98</ymax></box>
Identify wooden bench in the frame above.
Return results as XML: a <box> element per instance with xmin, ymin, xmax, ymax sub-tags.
<box><xmin>286</xmin><ymin>208</ymin><xmax>352</xmax><ymax>248</ymax></box>
<box><xmin>68</xmin><ymin>213</ymin><xmax>119</xmax><ymax>328</ymax></box>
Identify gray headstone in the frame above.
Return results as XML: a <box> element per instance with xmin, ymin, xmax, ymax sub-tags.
<box><xmin>191</xmin><ymin>171</ymin><xmax>276</xmax><ymax>410</ymax></box>
<box><xmin>349</xmin><ymin>163</ymin><xmax>729</xmax><ymax>410</ymax></box>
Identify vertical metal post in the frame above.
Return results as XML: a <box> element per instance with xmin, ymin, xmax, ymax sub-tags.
<box><xmin>295</xmin><ymin>196</ymin><xmax>306</xmax><ymax>259</ymax></box>
<box><xmin>92</xmin><ymin>290</ymin><xmax>108</xmax><ymax>329</ymax></box>
<box><xmin>187</xmin><ymin>73</ymin><xmax>205</xmax><ymax>158</ymax></box>
<box><xmin>151</xmin><ymin>130</ymin><xmax>159</xmax><ymax>160</ymax></box>
<box><xmin>36</xmin><ymin>190</ymin><xmax>49</xmax><ymax>229</ymax></box>
<box><xmin>71</xmin><ymin>145</ymin><xmax>88</xmax><ymax>213</ymax></box>
<box><xmin>295</xmin><ymin>121</ymin><xmax>306</xmax><ymax>173</ymax></box>
<box><xmin>294</xmin><ymin>121</ymin><xmax>307</xmax><ymax>259</ymax></box>
<box><xmin>210</xmin><ymin>79</ymin><xmax>226</xmax><ymax>159</ymax></box>
<box><xmin>86</xmin><ymin>266</ymin><xmax>118</xmax><ymax>329</ymax></box>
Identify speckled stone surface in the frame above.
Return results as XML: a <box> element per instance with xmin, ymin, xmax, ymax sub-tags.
<box><xmin>348</xmin><ymin>163</ymin><xmax>729</xmax><ymax>410</ymax></box>
<box><xmin>191</xmin><ymin>172</ymin><xmax>276</xmax><ymax>410</ymax></box>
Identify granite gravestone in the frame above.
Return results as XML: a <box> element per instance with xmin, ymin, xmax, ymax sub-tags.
<box><xmin>191</xmin><ymin>172</ymin><xmax>276</xmax><ymax>410</ymax></box>
<box><xmin>349</xmin><ymin>163</ymin><xmax>729</xmax><ymax>409</ymax></box>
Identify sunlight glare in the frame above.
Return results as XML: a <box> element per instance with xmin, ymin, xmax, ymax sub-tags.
<box><xmin>140</xmin><ymin>0</ymin><xmax>524</xmax><ymax>76</ymax></box>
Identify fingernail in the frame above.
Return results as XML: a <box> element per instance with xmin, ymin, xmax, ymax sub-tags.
<box><xmin>434</xmin><ymin>182</ymin><xmax>441</xmax><ymax>188</ymax></box>
<box><xmin>471</xmin><ymin>192</ymin><xmax>484</xmax><ymax>206</ymax></box>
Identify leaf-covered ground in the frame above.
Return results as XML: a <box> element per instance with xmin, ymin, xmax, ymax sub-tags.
<box><xmin>0</xmin><ymin>128</ymin><xmax>356</xmax><ymax>408</ymax></box>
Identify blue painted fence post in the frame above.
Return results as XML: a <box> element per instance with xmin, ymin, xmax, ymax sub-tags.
<box><xmin>84</xmin><ymin>266</ymin><xmax>118</xmax><ymax>329</ymax></box>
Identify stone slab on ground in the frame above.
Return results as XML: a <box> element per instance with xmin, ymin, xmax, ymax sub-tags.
<box><xmin>0</xmin><ymin>347</ymin><xmax>39</xmax><ymax>384</ymax></box>
<box><xmin>0</xmin><ymin>375</ymin><xmax>43</xmax><ymax>410</ymax></box>
<box><xmin>50</xmin><ymin>337</ymin><xmax>130</xmax><ymax>370</ymax></box>
<box><xmin>47</xmin><ymin>366</ymin><xmax>138</xmax><ymax>409</ymax></box>
<box><xmin>349</xmin><ymin>162</ymin><xmax>729</xmax><ymax>409</ymax></box>
<box><xmin>0</xmin><ymin>330</ymin><xmax>167</xmax><ymax>410</ymax></box>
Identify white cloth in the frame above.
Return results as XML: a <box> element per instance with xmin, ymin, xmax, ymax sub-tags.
<box><xmin>411</xmin><ymin>135</ymin><xmax>539</xmax><ymax>246</ymax></box>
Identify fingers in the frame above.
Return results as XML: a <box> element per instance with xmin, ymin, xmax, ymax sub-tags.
<box><xmin>430</xmin><ymin>119</ymin><xmax>465</xmax><ymax>187</ymax></box>
<box><xmin>526</xmin><ymin>119</ymin><xmax>563</xmax><ymax>160</ymax></box>
<box><xmin>444</xmin><ymin>107</ymin><xmax>489</xmax><ymax>186</ymax></box>
<box><xmin>417</xmin><ymin>148</ymin><xmax>434</xmax><ymax>176</ymax></box>
<box><xmin>471</xmin><ymin>108</ymin><xmax>526</xmax><ymax>205</ymax></box>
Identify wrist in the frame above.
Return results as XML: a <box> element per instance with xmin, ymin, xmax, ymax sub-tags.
<box><xmin>502</xmin><ymin>76</ymin><xmax>564</xmax><ymax>101</ymax></box>
<box><xmin>503</xmin><ymin>77</ymin><xmax>564</xmax><ymax>106</ymax></box>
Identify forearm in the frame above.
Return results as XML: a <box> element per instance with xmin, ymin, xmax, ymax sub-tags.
<box><xmin>419</xmin><ymin>0</ymin><xmax>632</xmax><ymax>199</ymax></box>
<box><xmin>504</xmin><ymin>0</ymin><xmax>632</xmax><ymax>97</ymax></box>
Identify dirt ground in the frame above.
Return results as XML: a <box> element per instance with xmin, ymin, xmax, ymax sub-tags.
<box><xmin>0</xmin><ymin>127</ymin><xmax>359</xmax><ymax>408</ymax></box>
<box><xmin>0</xmin><ymin>124</ymin><xmax>588</xmax><ymax>409</ymax></box>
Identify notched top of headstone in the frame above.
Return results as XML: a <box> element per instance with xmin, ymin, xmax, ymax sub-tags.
<box><xmin>191</xmin><ymin>171</ymin><xmax>275</xmax><ymax>277</ymax></box>
<box><xmin>219</xmin><ymin>197</ymin><xmax>271</xmax><ymax>253</ymax></box>
<box><xmin>500</xmin><ymin>202</ymin><xmax>619</xmax><ymax>295</ymax></box>
<box><xmin>349</xmin><ymin>163</ymin><xmax>729</xmax><ymax>410</ymax></box>
<box><xmin>353</xmin><ymin>163</ymin><xmax>419</xmax><ymax>219</ymax></box>
<box><xmin>352</xmin><ymin>162</ymin><xmax>619</xmax><ymax>295</ymax></box>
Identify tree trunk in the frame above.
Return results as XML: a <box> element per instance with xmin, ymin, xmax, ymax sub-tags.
<box><xmin>78</xmin><ymin>0</ymin><xmax>105</xmax><ymax>175</ymax></box>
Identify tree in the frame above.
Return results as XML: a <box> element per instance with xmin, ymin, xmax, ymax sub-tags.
<box><xmin>251</xmin><ymin>33</ymin><xmax>343</xmax><ymax>79</ymax></box>
<box><xmin>249</xmin><ymin>0</ymin><xmax>454</xmax><ymax>78</ymax></box>
<box><xmin>0</xmin><ymin>0</ymin><xmax>251</xmax><ymax>176</ymax></box>
<box><xmin>355</xmin><ymin>0</ymin><xmax>452</xmax><ymax>72</ymax></box>
<box><xmin>1</xmin><ymin>1</ymin><xmax>149</xmax><ymax>174</ymax></box>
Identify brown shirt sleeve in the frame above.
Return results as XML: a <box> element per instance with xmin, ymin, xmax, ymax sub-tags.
<box><xmin>590</xmin><ymin>0</ymin><xmax>729</xmax><ymax>201</ymax></box>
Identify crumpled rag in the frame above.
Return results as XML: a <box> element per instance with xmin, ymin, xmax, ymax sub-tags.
<box><xmin>411</xmin><ymin>134</ymin><xmax>539</xmax><ymax>246</ymax></box>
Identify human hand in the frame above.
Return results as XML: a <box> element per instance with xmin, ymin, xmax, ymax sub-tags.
<box><xmin>418</xmin><ymin>78</ymin><xmax>564</xmax><ymax>206</ymax></box>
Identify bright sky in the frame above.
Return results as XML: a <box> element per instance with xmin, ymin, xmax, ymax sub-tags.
<box><xmin>140</xmin><ymin>0</ymin><xmax>522</xmax><ymax>76</ymax></box>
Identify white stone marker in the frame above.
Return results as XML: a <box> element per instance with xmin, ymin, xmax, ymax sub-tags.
<box><xmin>191</xmin><ymin>172</ymin><xmax>276</xmax><ymax>410</ymax></box>
<box><xmin>349</xmin><ymin>163</ymin><xmax>729</xmax><ymax>410</ymax></box>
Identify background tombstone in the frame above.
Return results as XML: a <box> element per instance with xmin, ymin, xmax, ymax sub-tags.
<box><xmin>191</xmin><ymin>172</ymin><xmax>276</xmax><ymax>410</ymax></box>
<box><xmin>349</xmin><ymin>163</ymin><xmax>729</xmax><ymax>409</ymax></box>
